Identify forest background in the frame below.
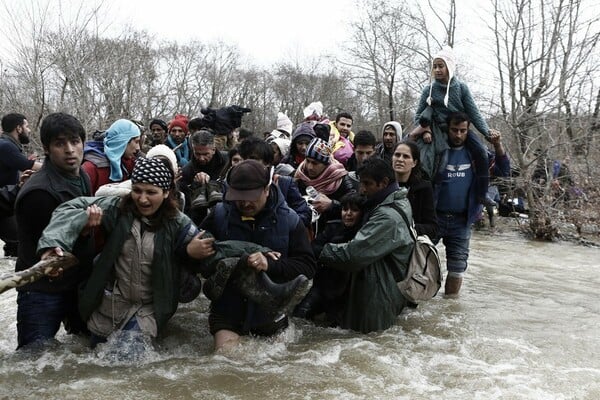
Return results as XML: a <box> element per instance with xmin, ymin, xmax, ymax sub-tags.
<box><xmin>0</xmin><ymin>0</ymin><xmax>599</xmax><ymax>240</ymax></box>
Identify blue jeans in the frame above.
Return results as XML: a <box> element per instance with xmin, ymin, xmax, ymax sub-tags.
<box><xmin>89</xmin><ymin>316</ymin><xmax>141</xmax><ymax>348</ymax></box>
<box><xmin>16</xmin><ymin>290</ymin><xmax>87</xmax><ymax>349</ymax></box>
<box><xmin>435</xmin><ymin>212</ymin><xmax>471</xmax><ymax>276</ymax></box>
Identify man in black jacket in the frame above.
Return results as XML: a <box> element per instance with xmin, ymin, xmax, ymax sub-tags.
<box><xmin>14</xmin><ymin>112</ymin><xmax>93</xmax><ymax>349</ymax></box>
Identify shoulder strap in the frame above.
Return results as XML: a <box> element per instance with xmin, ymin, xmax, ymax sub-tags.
<box><xmin>386</xmin><ymin>202</ymin><xmax>418</xmax><ymax>241</ymax></box>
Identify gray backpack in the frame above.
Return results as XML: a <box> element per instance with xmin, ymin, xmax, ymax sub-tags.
<box><xmin>388</xmin><ymin>203</ymin><xmax>442</xmax><ymax>304</ymax></box>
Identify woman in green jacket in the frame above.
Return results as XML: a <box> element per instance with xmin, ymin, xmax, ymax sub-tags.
<box><xmin>38</xmin><ymin>157</ymin><xmax>207</xmax><ymax>347</ymax></box>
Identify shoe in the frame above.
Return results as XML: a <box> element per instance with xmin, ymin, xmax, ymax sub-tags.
<box><xmin>444</xmin><ymin>276</ymin><xmax>463</xmax><ymax>298</ymax></box>
<box><xmin>191</xmin><ymin>184</ymin><xmax>209</xmax><ymax>209</ymax></box>
<box><xmin>202</xmin><ymin>257</ymin><xmax>239</xmax><ymax>301</ymax></box>
<box><xmin>235</xmin><ymin>267</ymin><xmax>311</xmax><ymax>316</ymax></box>
<box><xmin>207</xmin><ymin>182</ymin><xmax>223</xmax><ymax>206</ymax></box>
<box><xmin>293</xmin><ymin>287</ymin><xmax>323</xmax><ymax>319</ymax></box>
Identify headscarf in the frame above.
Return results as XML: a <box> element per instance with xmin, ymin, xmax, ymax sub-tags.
<box><xmin>104</xmin><ymin>119</ymin><xmax>141</xmax><ymax>182</ymax></box>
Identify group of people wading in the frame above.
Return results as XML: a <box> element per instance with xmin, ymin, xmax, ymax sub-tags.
<box><xmin>0</xmin><ymin>47</ymin><xmax>510</xmax><ymax>352</ymax></box>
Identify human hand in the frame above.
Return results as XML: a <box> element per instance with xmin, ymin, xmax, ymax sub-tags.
<box><xmin>19</xmin><ymin>169</ymin><xmax>35</xmax><ymax>187</ymax></box>
<box><xmin>247</xmin><ymin>251</ymin><xmax>268</xmax><ymax>271</ymax></box>
<box><xmin>186</xmin><ymin>230</ymin><xmax>216</xmax><ymax>259</ymax></box>
<box><xmin>193</xmin><ymin>172</ymin><xmax>210</xmax><ymax>184</ymax></box>
<box><xmin>81</xmin><ymin>205</ymin><xmax>103</xmax><ymax>236</ymax></box>
<box><xmin>265</xmin><ymin>251</ymin><xmax>281</xmax><ymax>261</ymax></box>
<box><xmin>489</xmin><ymin>129</ymin><xmax>501</xmax><ymax>145</ymax></box>
<box><xmin>310</xmin><ymin>193</ymin><xmax>332</xmax><ymax>213</ymax></box>
<box><xmin>41</xmin><ymin>247</ymin><xmax>65</xmax><ymax>279</ymax></box>
<box><xmin>423</xmin><ymin>131</ymin><xmax>432</xmax><ymax>144</ymax></box>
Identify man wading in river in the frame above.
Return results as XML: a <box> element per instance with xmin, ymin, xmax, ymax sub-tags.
<box><xmin>14</xmin><ymin>113</ymin><xmax>94</xmax><ymax>349</ymax></box>
<box><xmin>432</xmin><ymin>112</ymin><xmax>487</xmax><ymax>297</ymax></box>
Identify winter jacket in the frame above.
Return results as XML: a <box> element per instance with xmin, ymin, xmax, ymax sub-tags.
<box><xmin>329</xmin><ymin>121</ymin><xmax>355</xmax><ymax>166</ymax></box>
<box><xmin>319</xmin><ymin>188</ymin><xmax>413</xmax><ymax>333</ymax></box>
<box><xmin>415</xmin><ymin>78</ymin><xmax>490</xmax><ymax>137</ymax></box>
<box><xmin>200</xmin><ymin>185</ymin><xmax>316</xmax><ymax>332</ymax></box>
<box><xmin>296</xmin><ymin>173</ymin><xmax>357</xmax><ymax>226</ymax></box>
<box><xmin>14</xmin><ymin>159</ymin><xmax>93</xmax><ymax>293</ymax></box>
<box><xmin>37</xmin><ymin>196</ymin><xmax>197</xmax><ymax>336</ymax></box>
<box><xmin>0</xmin><ymin>133</ymin><xmax>35</xmax><ymax>186</ymax></box>
<box><xmin>433</xmin><ymin>147</ymin><xmax>484</xmax><ymax>226</ymax></box>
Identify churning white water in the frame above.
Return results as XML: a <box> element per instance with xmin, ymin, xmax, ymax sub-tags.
<box><xmin>1</xmin><ymin>226</ymin><xmax>599</xmax><ymax>399</ymax></box>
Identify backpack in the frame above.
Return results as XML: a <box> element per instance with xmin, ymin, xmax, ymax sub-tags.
<box><xmin>387</xmin><ymin>203</ymin><xmax>442</xmax><ymax>304</ymax></box>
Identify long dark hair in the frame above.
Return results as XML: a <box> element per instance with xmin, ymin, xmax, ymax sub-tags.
<box><xmin>393</xmin><ymin>141</ymin><xmax>430</xmax><ymax>183</ymax></box>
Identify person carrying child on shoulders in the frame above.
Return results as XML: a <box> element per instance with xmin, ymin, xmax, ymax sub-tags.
<box><xmin>408</xmin><ymin>46</ymin><xmax>495</xmax><ymax>207</ymax></box>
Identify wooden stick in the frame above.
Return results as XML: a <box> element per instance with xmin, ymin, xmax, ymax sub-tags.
<box><xmin>0</xmin><ymin>252</ymin><xmax>78</xmax><ymax>294</ymax></box>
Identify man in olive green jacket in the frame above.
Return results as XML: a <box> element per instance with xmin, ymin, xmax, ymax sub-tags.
<box><xmin>319</xmin><ymin>157</ymin><xmax>413</xmax><ymax>333</ymax></box>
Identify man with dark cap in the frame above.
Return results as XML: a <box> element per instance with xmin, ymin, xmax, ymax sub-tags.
<box><xmin>149</xmin><ymin>118</ymin><xmax>168</xmax><ymax>147</ymax></box>
<box><xmin>198</xmin><ymin>159</ymin><xmax>316</xmax><ymax>350</ymax></box>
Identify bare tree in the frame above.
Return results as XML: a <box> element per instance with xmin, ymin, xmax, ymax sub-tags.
<box><xmin>491</xmin><ymin>0</ymin><xmax>600</xmax><ymax>238</ymax></box>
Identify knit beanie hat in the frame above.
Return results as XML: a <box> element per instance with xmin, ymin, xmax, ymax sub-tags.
<box><xmin>168</xmin><ymin>114</ymin><xmax>189</xmax><ymax>134</ymax></box>
<box><xmin>271</xmin><ymin>137</ymin><xmax>291</xmax><ymax>158</ymax></box>
<box><xmin>428</xmin><ymin>46</ymin><xmax>456</xmax><ymax>107</ymax></box>
<box><xmin>292</xmin><ymin>122</ymin><xmax>316</xmax><ymax>142</ymax></box>
<box><xmin>305</xmin><ymin>137</ymin><xmax>332</xmax><ymax>165</ymax></box>
<box><xmin>277</xmin><ymin>112</ymin><xmax>294</xmax><ymax>135</ymax></box>
<box><xmin>131</xmin><ymin>157</ymin><xmax>174</xmax><ymax>191</ymax></box>
<box><xmin>146</xmin><ymin>144</ymin><xmax>178</xmax><ymax>176</ymax></box>
<box><xmin>303</xmin><ymin>101</ymin><xmax>323</xmax><ymax>120</ymax></box>
<box><xmin>149</xmin><ymin>118</ymin><xmax>168</xmax><ymax>132</ymax></box>
<box><xmin>103</xmin><ymin>119</ymin><xmax>141</xmax><ymax>182</ymax></box>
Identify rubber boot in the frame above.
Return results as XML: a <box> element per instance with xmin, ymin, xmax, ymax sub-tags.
<box><xmin>207</xmin><ymin>181</ymin><xmax>223</xmax><ymax>206</ymax></box>
<box><xmin>234</xmin><ymin>267</ymin><xmax>310</xmax><ymax>316</ymax></box>
<box><xmin>191</xmin><ymin>184</ymin><xmax>209</xmax><ymax>209</ymax></box>
<box><xmin>202</xmin><ymin>257</ymin><xmax>239</xmax><ymax>301</ymax></box>
<box><xmin>444</xmin><ymin>275</ymin><xmax>463</xmax><ymax>298</ymax></box>
<box><xmin>293</xmin><ymin>287</ymin><xmax>323</xmax><ymax>319</ymax></box>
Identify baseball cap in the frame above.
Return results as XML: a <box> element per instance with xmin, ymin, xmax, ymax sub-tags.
<box><xmin>225</xmin><ymin>159</ymin><xmax>271</xmax><ymax>201</ymax></box>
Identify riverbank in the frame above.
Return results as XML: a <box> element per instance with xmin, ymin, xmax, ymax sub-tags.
<box><xmin>474</xmin><ymin>212</ymin><xmax>600</xmax><ymax>248</ymax></box>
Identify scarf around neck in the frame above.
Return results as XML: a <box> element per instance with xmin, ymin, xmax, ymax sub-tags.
<box><xmin>295</xmin><ymin>159</ymin><xmax>348</xmax><ymax>195</ymax></box>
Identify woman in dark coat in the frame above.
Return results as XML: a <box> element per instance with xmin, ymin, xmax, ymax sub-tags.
<box><xmin>392</xmin><ymin>141</ymin><xmax>438</xmax><ymax>238</ymax></box>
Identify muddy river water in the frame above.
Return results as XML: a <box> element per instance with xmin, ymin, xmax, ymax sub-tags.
<box><xmin>1</xmin><ymin>227</ymin><xmax>599</xmax><ymax>399</ymax></box>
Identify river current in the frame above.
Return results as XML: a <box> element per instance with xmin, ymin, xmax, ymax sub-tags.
<box><xmin>1</xmin><ymin>226</ymin><xmax>599</xmax><ymax>399</ymax></box>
